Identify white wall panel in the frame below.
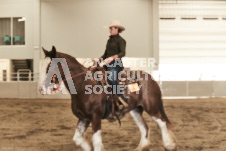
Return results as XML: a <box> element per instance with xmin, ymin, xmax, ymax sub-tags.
<box><xmin>41</xmin><ymin>0</ymin><xmax>158</xmax><ymax>59</ymax></box>
<box><xmin>159</xmin><ymin>0</ymin><xmax>226</xmax><ymax>64</ymax></box>
<box><xmin>0</xmin><ymin>0</ymin><xmax>35</xmax><ymax>59</ymax></box>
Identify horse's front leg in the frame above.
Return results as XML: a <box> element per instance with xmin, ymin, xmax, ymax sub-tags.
<box><xmin>73</xmin><ymin>119</ymin><xmax>91</xmax><ymax>151</ymax></box>
<box><xmin>92</xmin><ymin>116</ymin><xmax>104</xmax><ymax>151</ymax></box>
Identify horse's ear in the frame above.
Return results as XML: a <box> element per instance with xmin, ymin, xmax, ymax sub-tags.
<box><xmin>42</xmin><ymin>46</ymin><xmax>56</xmax><ymax>58</ymax></box>
<box><xmin>51</xmin><ymin>45</ymin><xmax>56</xmax><ymax>58</ymax></box>
<box><xmin>42</xmin><ymin>47</ymin><xmax>49</xmax><ymax>57</ymax></box>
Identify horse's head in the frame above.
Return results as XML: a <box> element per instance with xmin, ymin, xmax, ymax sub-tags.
<box><xmin>39</xmin><ymin>46</ymin><xmax>59</xmax><ymax>94</ymax></box>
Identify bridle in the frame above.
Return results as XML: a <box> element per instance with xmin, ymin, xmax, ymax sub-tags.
<box><xmin>50</xmin><ymin>66</ymin><xmax>104</xmax><ymax>93</ymax></box>
<box><xmin>46</xmin><ymin>58</ymin><xmax>107</xmax><ymax>93</ymax></box>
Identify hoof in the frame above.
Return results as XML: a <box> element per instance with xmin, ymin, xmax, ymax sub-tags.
<box><xmin>165</xmin><ymin>146</ymin><xmax>177</xmax><ymax>151</ymax></box>
<box><xmin>141</xmin><ymin>144</ymin><xmax>151</xmax><ymax>151</ymax></box>
<box><xmin>135</xmin><ymin>144</ymin><xmax>151</xmax><ymax>151</ymax></box>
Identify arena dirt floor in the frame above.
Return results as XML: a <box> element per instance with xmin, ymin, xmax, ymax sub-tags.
<box><xmin>0</xmin><ymin>98</ymin><xmax>225</xmax><ymax>151</ymax></box>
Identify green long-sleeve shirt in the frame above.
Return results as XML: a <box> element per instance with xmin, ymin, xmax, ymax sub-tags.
<box><xmin>101</xmin><ymin>34</ymin><xmax>126</xmax><ymax>60</ymax></box>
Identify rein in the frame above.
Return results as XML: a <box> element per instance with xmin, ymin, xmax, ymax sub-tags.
<box><xmin>61</xmin><ymin>66</ymin><xmax>101</xmax><ymax>82</ymax></box>
<box><xmin>51</xmin><ymin>66</ymin><xmax>100</xmax><ymax>93</ymax></box>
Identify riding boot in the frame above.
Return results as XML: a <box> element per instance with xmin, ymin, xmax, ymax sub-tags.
<box><xmin>107</xmin><ymin>113</ymin><xmax>115</xmax><ymax>121</ymax></box>
<box><xmin>118</xmin><ymin>94</ymin><xmax>128</xmax><ymax>109</ymax></box>
<box><xmin>107</xmin><ymin>94</ymin><xmax>116</xmax><ymax>121</ymax></box>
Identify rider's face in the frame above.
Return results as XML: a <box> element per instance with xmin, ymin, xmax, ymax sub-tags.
<box><xmin>109</xmin><ymin>27</ymin><xmax>119</xmax><ymax>35</ymax></box>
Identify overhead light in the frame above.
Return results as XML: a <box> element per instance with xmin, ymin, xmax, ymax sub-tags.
<box><xmin>18</xmin><ymin>17</ymin><xmax>26</xmax><ymax>22</ymax></box>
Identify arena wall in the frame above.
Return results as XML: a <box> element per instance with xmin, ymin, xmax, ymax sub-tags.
<box><xmin>40</xmin><ymin>0</ymin><xmax>159</xmax><ymax>64</ymax></box>
<box><xmin>1</xmin><ymin>81</ymin><xmax>226</xmax><ymax>99</ymax></box>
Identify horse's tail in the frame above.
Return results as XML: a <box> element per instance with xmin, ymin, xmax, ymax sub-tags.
<box><xmin>159</xmin><ymin>98</ymin><xmax>172</xmax><ymax>128</ymax></box>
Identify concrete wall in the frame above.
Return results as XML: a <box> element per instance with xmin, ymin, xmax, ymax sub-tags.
<box><xmin>0</xmin><ymin>0</ymin><xmax>36</xmax><ymax>59</ymax></box>
<box><xmin>0</xmin><ymin>59</ymin><xmax>11</xmax><ymax>81</ymax></box>
<box><xmin>0</xmin><ymin>0</ymin><xmax>159</xmax><ymax>80</ymax></box>
<box><xmin>161</xmin><ymin>81</ymin><xmax>226</xmax><ymax>97</ymax></box>
<box><xmin>0</xmin><ymin>0</ymin><xmax>41</xmax><ymax>76</ymax></box>
<box><xmin>0</xmin><ymin>82</ymin><xmax>70</xmax><ymax>99</ymax></box>
<box><xmin>41</xmin><ymin>0</ymin><xmax>159</xmax><ymax>64</ymax></box>
<box><xmin>1</xmin><ymin>81</ymin><xmax>226</xmax><ymax>99</ymax></box>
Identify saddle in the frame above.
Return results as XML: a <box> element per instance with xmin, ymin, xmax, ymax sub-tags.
<box><xmin>91</xmin><ymin>67</ymin><xmax>140</xmax><ymax>124</ymax></box>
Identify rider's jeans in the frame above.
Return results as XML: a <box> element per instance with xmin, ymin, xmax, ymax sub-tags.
<box><xmin>103</xmin><ymin>59</ymin><xmax>127</xmax><ymax>101</ymax></box>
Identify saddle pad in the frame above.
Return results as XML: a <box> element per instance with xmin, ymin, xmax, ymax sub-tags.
<box><xmin>128</xmin><ymin>83</ymin><xmax>140</xmax><ymax>92</ymax></box>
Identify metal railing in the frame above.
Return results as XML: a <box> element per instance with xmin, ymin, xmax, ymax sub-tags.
<box><xmin>0</xmin><ymin>70</ymin><xmax>39</xmax><ymax>82</ymax></box>
<box><xmin>0</xmin><ymin>71</ymin><xmax>226</xmax><ymax>98</ymax></box>
<box><xmin>17</xmin><ymin>69</ymin><xmax>32</xmax><ymax>81</ymax></box>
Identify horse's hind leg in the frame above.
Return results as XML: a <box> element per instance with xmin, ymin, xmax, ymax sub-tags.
<box><xmin>151</xmin><ymin>116</ymin><xmax>177</xmax><ymax>151</ymax></box>
<box><xmin>130</xmin><ymin>106</ymin><xmax>151</xmax><ymax>150</ymax></box>
<box><xmin>73</xmin><ymin>119</ymin><xmax>91</xmax><ymax>151</ymax></box>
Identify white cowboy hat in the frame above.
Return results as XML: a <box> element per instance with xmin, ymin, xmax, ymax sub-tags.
<box><xmin>107</xmin><ymin>20</ymin><xmax>125</xmax><ymax>32</ymax></box>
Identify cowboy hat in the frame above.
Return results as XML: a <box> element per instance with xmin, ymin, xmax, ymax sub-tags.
<box><xmin>108</xmin><ymin>20</ymin><xmax>125</xmax><ymax>32</ymax></box>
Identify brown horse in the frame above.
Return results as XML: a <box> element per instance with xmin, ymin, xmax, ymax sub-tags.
<box><xmin>39</xmin><ymin>46</ymin><xmax>177</xmax><ymax>151</ymax></box>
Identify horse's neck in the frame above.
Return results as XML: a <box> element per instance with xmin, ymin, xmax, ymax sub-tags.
<box><xmin>68</xmin><ymin>58</ymin><xmax>86</xmax><ymax>76</ymax></box>
<box><xmin>57</xmin><ymin>52</ymin><xmax>86</xmax><ymax>75</ymax></box>
<box><xmin>61</xmin><ymin>56</ymin><xmax>87</xmax><ymax>93</ymax></box>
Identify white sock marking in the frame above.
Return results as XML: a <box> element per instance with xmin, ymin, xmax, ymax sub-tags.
<box><xmin>130</xmin><ymin>110</ymin><xmax>150</xmax><ymax>147</ymax></box>
<box><xmin>152</xmin><ymin>117</ymin><xmax>176</xmax><ymax>150</ymax></box>
<box><xmin>73</xmin><ymin>121</ymin><xmax>91</xmax><ymax>151</ymax></box>
<box><xmin>92</xmin><ymin>130</ymin><xmax>104</xmax><ymax>151</ymax></box>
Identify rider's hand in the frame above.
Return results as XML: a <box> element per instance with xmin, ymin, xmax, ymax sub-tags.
<box><xmin>83</xmin><ymin>58</ymin><xmax>94</xmax><ymax>68</ymax></box>
<box><xmin>93</xmin><ymin>58</ymin><xmax>102</xmax><ymax>67</ymax></box>
<box><xmin>106</xmin><ymin>57</ymin><xmax>114</xmax><ymax>64</ymax></box>
<box><xmin>94</xmin><ymin>58</ymin><xmax>101</xmax><ymax>62</ymax></box>
<box><xmin>112</xmin><ymin>55</ymin><xmax>119</xmax><ymax>60</ymax></box>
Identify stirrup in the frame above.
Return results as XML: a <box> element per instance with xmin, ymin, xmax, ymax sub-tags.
<box><xmin>118</xmin><ymin>96</ymin><xmax>128</xmax><ymax>108</ymax></box>
<box><xmin>118</xmin><ymin>105</ymin><xmax>124</xmax><ymax>110</ymax></box>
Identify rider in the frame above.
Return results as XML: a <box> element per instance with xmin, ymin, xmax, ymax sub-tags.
<box><xmin>99</xmin><ymin>20</ymin><xmax>128</xmax><ymax>108</ymax></box>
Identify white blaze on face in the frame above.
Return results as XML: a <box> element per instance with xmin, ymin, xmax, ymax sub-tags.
<box><xmin>39</xmin><ymin>57</ymin><xmax>51</xmax><ymax>92</ymax></box>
